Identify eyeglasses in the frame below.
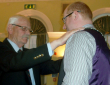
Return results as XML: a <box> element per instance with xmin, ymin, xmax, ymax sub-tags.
<box><xmin>62</xmin><ymin>11</ymin><xmax>81</xmax><ymax>24</ymax></box>
<box><xmin>11</xmin><ymin>24</ymin><xmax>33</xmax><ymax>33</ymax></box>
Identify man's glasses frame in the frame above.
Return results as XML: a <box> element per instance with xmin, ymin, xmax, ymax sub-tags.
<box><xmin>62</xmin><ymin>11</ymin><xmax>81</xmax><ymax>24</ymax></box>
<box><xmin>11</xmin><ymin>24</ymin><xmax>33</xmax><ymax>33</ymax></box>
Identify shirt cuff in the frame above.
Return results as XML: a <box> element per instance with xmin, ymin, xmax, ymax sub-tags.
<box><xmin>47</xmin><ymin>43</ymin><xmax>54</xmax><ymax>57</ymax></box>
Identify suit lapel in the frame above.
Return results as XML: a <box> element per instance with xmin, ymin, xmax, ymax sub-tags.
<box><xmin>3</xmin><ymin>38</ymin><xmax>15</xmax><ymax>52</ymax></box>
<box><xmin>3</xmin><ymin>38</ymin><xmax>32</xmax><ymax>85</ymax></box>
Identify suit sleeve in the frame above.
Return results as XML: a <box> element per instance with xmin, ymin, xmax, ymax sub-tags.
<box><xmin>39</xmin><ymin>59</ymin><xmax>62</xmax><ymax>75</ymax></box>
<box><xmin>0</xmin><ymin>42</ymin><xmax>51</xmax><ymax>72</ymax></box>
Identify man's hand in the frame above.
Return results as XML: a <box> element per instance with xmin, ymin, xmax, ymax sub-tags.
<box><xmin>50</xmin><ymin>27</ymin><xmax>84</xmax><ymax>50</ymax></box>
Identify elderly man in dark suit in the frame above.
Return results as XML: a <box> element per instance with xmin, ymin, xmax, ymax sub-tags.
<box><xmin>0</xmin><ymin>15</ymin><xmax>82</xmax><ymax>85</ymax></box>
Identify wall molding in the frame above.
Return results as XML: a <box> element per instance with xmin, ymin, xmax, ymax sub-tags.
<box><xmin>0</xmin><ymin>0</ymin><xmax>54</xmax><ymax>3</ymax></box>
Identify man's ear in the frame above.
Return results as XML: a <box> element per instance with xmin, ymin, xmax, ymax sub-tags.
<box><xmin>7</xmin><ymin>24</ymin><xmax>13</xmax><ymax>34</ymax></box>
<box><xmin>74</xmin><ymin>11</ymin><xmax>79</xmax><ymax>20</ymax></box>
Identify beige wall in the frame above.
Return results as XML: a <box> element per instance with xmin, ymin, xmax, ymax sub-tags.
<box><xmin>0</xmin><ymin>0</ymin><xmax>110</xmax><ymax>34</ymax></box>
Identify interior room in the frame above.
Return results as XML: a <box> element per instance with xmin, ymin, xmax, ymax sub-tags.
<box><xmin>0</xmin><ymin>0</ymin><xmax>110</xmax><ymax>85</ymax></box>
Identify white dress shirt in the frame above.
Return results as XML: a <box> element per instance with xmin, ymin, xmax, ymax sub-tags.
<box><xmin>7</xmin><ymin>39</ymin><xmax>53</xmax><ymax>85</ymax></box>
<box><xmin>62</xmin><ymin>24</ymin><xmax>96</xmax><ymax>85</ymax></box>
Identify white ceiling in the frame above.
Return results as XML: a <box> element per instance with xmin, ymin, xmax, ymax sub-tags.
<box><xmin>0</xmin><ymin>0</ymin><xmax>55</xmax><ymax>3</ymax></box>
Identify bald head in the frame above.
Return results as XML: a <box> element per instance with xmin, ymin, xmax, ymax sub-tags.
<box><xmin>66</xmin><ymin>1</ymin><xmax>93</xmax><ymax>20</ymax></box>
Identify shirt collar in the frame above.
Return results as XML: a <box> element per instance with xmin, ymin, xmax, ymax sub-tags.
<box><xmin>7</xmin><ymin>38</ymin><xmax>23</xmax><ymax>52</ymax></box>
<box><xmin>83</xmin><ymin>24</ymin><xmax>95</xmax><ymax>29</ymax></box>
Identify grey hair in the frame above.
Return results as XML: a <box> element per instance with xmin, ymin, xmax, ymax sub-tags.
<box><xmin>7</xmin><ymin>17</ymin><xmax>18</xmax><ymax>25</ymax></box>
<box><xmin>6</xmin><ymin>15</ymin><xmax>30</xmax><ymax>31</ymax></box>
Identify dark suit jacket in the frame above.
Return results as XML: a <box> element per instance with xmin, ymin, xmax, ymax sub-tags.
<box><xmin>0</xmin><ymin>38</ymin><xmax>62</xmax><ymax>85</ymax></box>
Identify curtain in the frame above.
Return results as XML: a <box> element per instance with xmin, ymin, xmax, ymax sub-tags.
<box><xmin>29</xmin><ymin>17</ymin><xmax>48</xmax><ymax>47</ymax></box>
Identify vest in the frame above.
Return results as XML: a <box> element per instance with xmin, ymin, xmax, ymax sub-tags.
<box><xmin>85</xmin><ymin>28</ymin><xmax>110</xmax><ymax>85</ymax></box>
<box><xmin>58</xmin><ymin>28</ymin><xmax>110</xmax><ymax>85</ymax></box>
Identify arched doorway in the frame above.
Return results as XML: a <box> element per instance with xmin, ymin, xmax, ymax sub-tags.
<box><xmin>93</xmin><ymin>8</ymin><xmax>110</xmax><ymax>22</ymax></box>
<box><xmin>93</xmin><ymin>8</ymin><xmax>110</xmax><ymax>34</ymax></box>
<box><xmin>17</xmin><ymin>10</ymin><xmax>53</xmax><ymax>32</ymax></box>
<box><xmin>93</xmin><ymin>8</ymin><xmax>110</xmax><ymax>48</ymax></box>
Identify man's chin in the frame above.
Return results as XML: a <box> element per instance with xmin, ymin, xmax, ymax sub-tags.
<box><xmin>22</xmin><ymin>39</ymin><xmax>28</xmax><ymax>44</ymax></box>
